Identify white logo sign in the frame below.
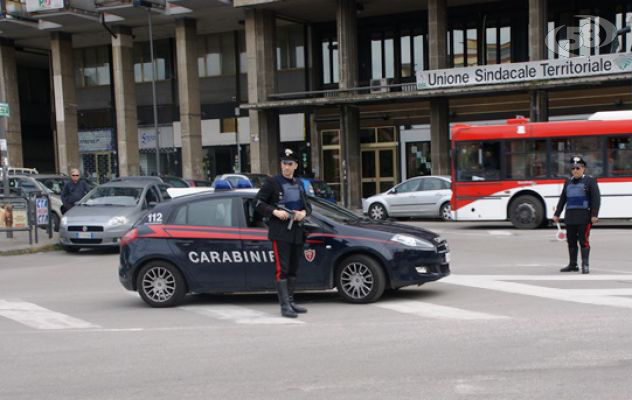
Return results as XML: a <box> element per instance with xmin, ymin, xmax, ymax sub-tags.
<box><xmin>416</xmin><ymin>53</ymin><xmax>632</xmax><ymax>91</ymax></box>
<box><xmin>545</xmin><ymin>15</ymin><xmax>617</xmax><ymax>57</ymax></box>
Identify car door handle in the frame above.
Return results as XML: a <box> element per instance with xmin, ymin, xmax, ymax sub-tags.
<box><xmin>243</xmin><ymin>240</ymin><xmax>262</xmax><ymax>246</ymax></box>
<box><xmin>177</xmin><ymin>240</ymin><xmax>195</xmax><ymax>246</ymax></box>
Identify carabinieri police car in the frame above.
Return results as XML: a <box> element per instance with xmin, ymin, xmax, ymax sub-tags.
<box><xmin>119</xmin><ymin>185</ymin><xmax>451</xmax><ymax>307</ymax></box>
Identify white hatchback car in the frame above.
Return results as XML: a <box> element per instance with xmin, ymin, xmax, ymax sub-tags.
<box><xmin>362</xmin><ymin>176</ymin><xmax>452</xmax><ymax>221</ymax></box>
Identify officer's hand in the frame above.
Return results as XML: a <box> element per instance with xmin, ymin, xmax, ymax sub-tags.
<box><xmin>591</xmin><ymin>216</ymin><xmax>598</xmax><ymax>224</ymax></box>
<box><xmin>552</xmin><ymin>216</ymin><xmax>560</xmax><ymax>223</ymax></box>
<box><xmin>294</xmin><ymin>210</ymin><xmax>306</xmax><ymax>222</ymax></box>
<box><xmin>273</xmin><ymin>209</ymin><xmax>290</xmax><ymax>220</ymax></box>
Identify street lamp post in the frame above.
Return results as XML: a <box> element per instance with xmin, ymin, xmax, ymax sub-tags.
<box><xmin>147</xmin><ymin>8</ymin><xmax>160</xmax><ymax>175</ymax></box>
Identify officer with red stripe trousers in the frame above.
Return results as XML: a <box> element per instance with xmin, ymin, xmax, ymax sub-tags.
<box><xmin>553</xmin><ymin>156</ymin><xmax>601</xmax><ymax>274</ymax></box>
<box><xmin>255</xmin><ymin>149</ymin><xmax>312</xmax><ymax>318</ymax></box>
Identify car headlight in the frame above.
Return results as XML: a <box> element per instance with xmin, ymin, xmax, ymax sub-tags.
<box><xmin>390</xmin><ymin>234</ymin><xmax>436</xmax><ymax>250</ymax></box>
<box><xmin>108</xmin><ymin>216</ymin><xmax>129</xmax><ymax>226</ymax></box>
<box><xmin>61</xmin><ymin>216</ymin><xmax>68</xmax><ymax>226</ymax></box>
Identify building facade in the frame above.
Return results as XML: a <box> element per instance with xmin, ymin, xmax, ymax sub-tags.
<box><xmin>1</xmin><ymin>0</ymin><xmax>631</xmax><ymax>206</ymax></box>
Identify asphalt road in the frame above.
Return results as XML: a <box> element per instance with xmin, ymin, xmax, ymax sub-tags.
<box><xmin>1</xmin><ymin>220</ymin><xmax>631</xmax><ymax>400</ymax></box>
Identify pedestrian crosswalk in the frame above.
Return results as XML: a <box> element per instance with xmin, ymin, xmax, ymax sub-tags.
<box><xmin>1</xmin><ymin>273</ymin><xmax>631</xmax><ymax>331</ymax></box>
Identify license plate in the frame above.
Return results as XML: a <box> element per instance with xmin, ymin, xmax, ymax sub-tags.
<box><xmin>75</xmin><ymin>232</ymin><xmax>94</xmax><ymax>239</ymax></box>
<box><xmin>445</xmin><ymin>252</ymin><xmax>451</xmax><ymax>263</ymax></box>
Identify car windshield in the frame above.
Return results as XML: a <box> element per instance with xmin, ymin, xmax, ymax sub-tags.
<box><xmin>162</xmin><ymin>177</ymin><xmax>188</xmax><ymax>188</ymax></box>
<box><xmin>36</xmin><ymin>177</ymin><xmax>69</xmax><ymax>195</ymax></box>
<box><xmin>81</xmin><ymin>187</ymin><xmax>143</xmax><ymax>206</ymax></box>
<box><xmin>310</xmin><ymin>197</ymin><xmax>361</xmax><ymax>224</ymax></box>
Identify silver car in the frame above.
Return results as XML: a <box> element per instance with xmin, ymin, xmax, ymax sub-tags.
<box><xmin>362</xmin><ymin>176</ymin><xmax>452</xmax><ymax>221</ymax></box>
<box><xmin>59</xmin><ymin>180</ymin><xmax>170</xmax><ymax>252</ymax></box>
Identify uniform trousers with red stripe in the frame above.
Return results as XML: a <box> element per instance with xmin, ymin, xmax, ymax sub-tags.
<box><xmin>566</xmin><ymin>223</ymin><xmax>591</xmax><ymax>264</ymax></box>
<box><xmin>272</xmin><ymin>240</ymin><xmax>303</xmax><ymax>281</ymax></box>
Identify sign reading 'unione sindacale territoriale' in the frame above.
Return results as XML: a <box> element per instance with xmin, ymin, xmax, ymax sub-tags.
<box><xmin>416</xmin><ymin>53</ymin><xmax>632</xmax><ymax>90</ymax></box>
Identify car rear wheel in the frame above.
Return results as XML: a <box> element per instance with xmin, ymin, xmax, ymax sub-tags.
<box><xmin>335</xmin><ymin>255</ymin><xmax>386</xmax><ymax>303</ymax></box>
<box><xmin>369</xmin><ymin>203</ymin><xmax>388</xmax><ymax>220</ymax></box>
<box><xmin>439</xmin><ymin>202</ymin><xmax>452</xmax><ymax>221</ymax></box>
<box><xmin>138</xmin><ymin>261</ymin><xmax>186</xmax><ymax>307</ymax></box>
<box><xmin>509</xmin><ymin>195</ymin><xmax>544</xmax><ymax>229</ymax></box>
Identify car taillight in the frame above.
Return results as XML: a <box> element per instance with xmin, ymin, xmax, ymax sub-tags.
<box><xmin>120</xmin><ymin>228</ymin><xmax>139</xmax><ymax>247</ymax></box>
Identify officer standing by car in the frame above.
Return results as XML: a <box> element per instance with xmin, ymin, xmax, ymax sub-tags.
<box><xmin>553</xmin><ymin>156</ymin><xmax>601</xmax><ymax>274</ymax></box>
<box><xmin>61</xmin><ymin>168</ymin><xmax>91</xmax><ymax>214</ymax></box>
<box><xmin>255</xmin><ymin>149</ymin><xmax>312</xmax><ymax>318</ymax></box>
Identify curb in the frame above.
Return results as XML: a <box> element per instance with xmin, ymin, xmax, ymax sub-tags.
<box><xmin>0</xmin><ymin>243</ymin><xmax>62</xmax><ymax>257</ymax></box>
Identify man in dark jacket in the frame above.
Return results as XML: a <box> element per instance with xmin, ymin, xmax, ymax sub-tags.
<box><xmin>61</xmin><ymin>169</ymin><xmax>91</xmax><ymax>214</ymax></box>
<box><xmin>255</xmin><ymin>149</ymin><xmax>312</xmax><ymax>318</ymax></box>
<box><xmin>553</xmin><ymin>156</ymin><xmax>601</xmax><ymax>274</ymax></box>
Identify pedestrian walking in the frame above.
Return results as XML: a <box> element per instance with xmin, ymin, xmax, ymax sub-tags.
<box><xmin>255</xmin><ymin>149</ymin><xmax>312</xmax><ymax>318</ymax></box>
<box><xmin>553</xmin><ymin>156</ymin><xmax>601</xmax><ymax>274</ymax></box>
<box><xmin>61</xmin><ymin>168</ymin><xmax>91</xmax><ymax>214</ymax></box>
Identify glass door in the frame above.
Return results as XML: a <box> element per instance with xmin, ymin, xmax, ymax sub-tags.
<box><xmin>361</xmin><ymin>147</ymin><xmax>397</xmax><ymax>198</ymax></box>
<box><xmin>95</xmin><ymin>152</ymin><xmax>112</xmax><ymax>183</ymax></box>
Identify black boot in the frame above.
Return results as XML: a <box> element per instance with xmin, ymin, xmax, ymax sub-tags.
<box><xmin>287</xmin><ymin>278</ymin><xmax>307</xmax><ymax>314</ymax></box>
<box><xmin>560</xmin><ymin>246</ymin><xmax>579</xmax><ymax>272</ymax></box>
<box><xmin>276</xmin><ymin>280</ymin><xmax>298</xmax><ymax>318</ymax></box>
<box><xmin>581</xmin><ymin>248</ymin><xmax>590</xmax><ymax>274</ymax></box>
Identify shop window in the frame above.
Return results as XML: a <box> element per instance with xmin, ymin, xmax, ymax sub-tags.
<box><xmin>73</xmin><ymin>47</ymin><xmax>110</xmax><ymax>87</ymax></box>
<box><xmin>406</xmin><ymin>141</ymin><xmax>432</xmax><ymax>177</ymax></box>
<box><xmin>322</xmin><ymin>38</ymin><xmax>339</xmax><ymax>85</ymax></box>
<box><xmin>277</xmin><ymin>24</ymin><xmax>305</xmax><ymax>70</ymax></box>
<box><xmin>134</xmin><ymin>40</ymin><xmax>172</xmax><ymax>82</ymax></box>
<box><xmin>221</xmin><ymin>118</ymin><xmax>237</xmax><ymax>133</ymax></box>
<box><xmin>198</xmin><ymin>32</ymin><xmax>236</xmax><ymax>77</ymax></box>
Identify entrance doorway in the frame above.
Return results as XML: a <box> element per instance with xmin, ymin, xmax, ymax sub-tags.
<box><xmin>361</xmin><ymin>147</ymin><xmax>397</xmax><ymax>198</ymax></box>
<box><xmin>82</xmin><ymin>152</ymin><xmax>113</xmax><ymax>183</ymax></box>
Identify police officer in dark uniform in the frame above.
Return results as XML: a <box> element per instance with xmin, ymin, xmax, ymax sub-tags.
<box><xmin>553</xmin><ymin>156</ymin><xmax>601</xmax><ymax>274</ymax></box>
<box><xmin>255</xmin><ymin>149</ymin><xmax>312</xmax><ymax>318</ymax></box>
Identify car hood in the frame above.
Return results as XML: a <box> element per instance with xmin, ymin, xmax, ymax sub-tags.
<box><xmin>63</xmin><ymin>205</ymin><xmax>140</xmax><ymax>225</ymax></box>
<box><xmin>340</xmin><ymin>219</ymin><xmax>441</xmax><ymax>242</ymax></box>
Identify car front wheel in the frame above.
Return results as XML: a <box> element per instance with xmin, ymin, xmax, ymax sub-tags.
<box><xmin>335</xmin><ymin>255</ymin><xmax>386</xmax><ymax>303</ymax></box>
<box><xmin>138</xmin><ymin>261</ymin><xmax>187</xmax><ymax>307</ymax></box>
<box><xmin>369</xmin><ymin>203</ymin><xmax>388</xmax><ymax>220</ymax></box>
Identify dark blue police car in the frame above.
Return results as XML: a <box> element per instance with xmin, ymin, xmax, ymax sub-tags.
<box><xmin>119</xmin><ymin>187</ymin><xmax>450</xmax><ymax>307</ymax></box>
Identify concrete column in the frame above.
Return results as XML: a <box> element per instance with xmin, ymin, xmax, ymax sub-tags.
<box><xmin>245</xmin><ymin>9</ymin><xmax>280</xmax><ymax>174</ymax></box>
<box><xmin>430</xmin><ymin>98</ymin><xmax>450</xmax><ymax>175</ymax></box>
<box><xmin>50</xmin><ymin>32</ymin><xmax>80</xmax><ymax>174</ymax></box>
<box><xmin>337</xmin><ymin>0</ymin><xmax>358</xmax><ymax>91</ymax></box>
<box><xmin>529</xmin><ymin>0</ymin><xmax>549</xmax><ymax>122</ymax></box>
<box><xmin>0</xmin><ymin>39</ymin><xmax>23</xmax><ymax>167</ymax></box>
<box><xmin>428</xmin><ymin>0</ymin><xmax>450</xmax><ymax>175</ymax></box>
<box><xmin>340</xmin><ymin>105</ymin><xmax>361</xmax><ymax>208</ymax></box>
<box><xmin>111</xmin><ymin>26</ymin><xmax>139</xmax><ymax>176</ymax></box>
<box><xmin>336</xmin><ymin>0</ymin><xmax>361</xmax><ymax>208</ymax></box>
<box><xmin>175</xmin><ymin>18</ymin><xmax>204</xmax><ymax>179</ymax></box>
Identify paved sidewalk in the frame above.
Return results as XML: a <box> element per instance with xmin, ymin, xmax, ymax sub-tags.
<box><xmin>0</xmin><ymin>229</ymin><xmax>59</xmax><ymax>256</ymax></box>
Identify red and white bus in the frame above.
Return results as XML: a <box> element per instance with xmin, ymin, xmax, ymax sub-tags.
<box><xmin>450</xmin><ymin>111</ymin><xmax>632</xmax><ymax>228</ymax></box>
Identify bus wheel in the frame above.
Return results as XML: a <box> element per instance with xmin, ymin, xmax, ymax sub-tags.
<box><xmin>509</xmin><ymin>195</ymin><xmax>544</xmax><ymax>229</ymax></box>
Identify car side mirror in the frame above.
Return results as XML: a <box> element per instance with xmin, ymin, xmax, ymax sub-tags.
<box><xmin>389</xmin><ymin>189</ymin><xmax>397</xmax><ymax>195</ymax></box>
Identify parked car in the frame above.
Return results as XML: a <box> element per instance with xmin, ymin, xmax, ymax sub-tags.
<box><xmin>212</xmin><ymin>173</ymin><xmax>268</xmax><ymax>189</ymax></box>
<box><xmin>1</xmin><ymin>175</ymin><xmax>62</xmax><ymax>231</ymax></box>
<box><xmin>112</xmin><ymin>175</ymin><xmax>190</xmax><ymax>188</ymax></box>
<box><xmin>5</xmin><ymin>167</ymin><xmax>39</xmax><ymax>176</ymax></box>
<box><xmin>187</xmin><ymin>179</ymin><xmax>212</xmax><ymax>187</ymax></box>
<box><xmin>362</xmin><ymin>176</ymin><xmax>452</xmax><ymax>221</ymax></box>
<box><xmin>59</xmin><ymin>179</ymin><xmax>170</xmax><ymax>252</ymax></box>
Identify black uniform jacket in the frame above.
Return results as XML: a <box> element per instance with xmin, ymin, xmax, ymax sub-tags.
<box><xmin>255</xmin><ymin>175</ymin><xmax>312</xmax><ymax>244</ymax></box>
<box><xmin>554</xmin><ymin>175</ymin><xmax>601</xmax><ymax>226</ymax></box>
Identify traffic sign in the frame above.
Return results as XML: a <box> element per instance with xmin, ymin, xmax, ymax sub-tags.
<box><xmin>0</xmin><ymin>103</ymin><xmax>9</xmax><ymax>117</ymax></box>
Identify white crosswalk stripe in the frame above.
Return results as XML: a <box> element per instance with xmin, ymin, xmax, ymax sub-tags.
<box><xmin>0</xmin><ymin>300</ymin><xmax>100</xmax><ymax>330</ymax></box>
<box><xmin>374</xmin><ymin>300</ymin><xmax>509</xmax><ymax>321</ymax></box>
<box><xmin>180</xmin><ymin>305</ymin><xmax>304</xmax><ymax>325</ymax></box>
<box><xmin>443</xmin><ymin>274</ymin><xmax>632</xmax><ymax>310</ymax></box>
